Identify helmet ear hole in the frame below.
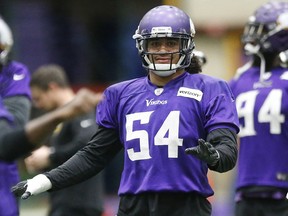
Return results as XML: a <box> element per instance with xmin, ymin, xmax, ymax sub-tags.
<box><xmin>133</xmin><ymin>5</ymin><xmax>195</xmax><ymax>76</ymax></box>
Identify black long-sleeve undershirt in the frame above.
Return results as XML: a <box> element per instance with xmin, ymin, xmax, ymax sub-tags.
<box><xmin>46</xmin><ymin>126</ymin><xmax>237</xmax><ymax>191</ymax></box>
<box><xmin>3</xmin><ymin>96</ymin><xmax>31</xmax><ymax>128</ymax></box>
<box><xmin>207</xmin><ymin>128</ymin><xmax>238</xmax><ymax>172</ymax></box>
<box><xmin>0</xmin><ymin>96</ymin><xmax>32</xmax><ymax>161</ymax></box>
<box><xmin>46</xmin><ymin>126</ymin><xmax>122</xmax><ymax>191</ymax></box>
<box><xmin>0</xmin><ymin>122</ymin><xmax>34</xmax><ymax>161</ymax></box>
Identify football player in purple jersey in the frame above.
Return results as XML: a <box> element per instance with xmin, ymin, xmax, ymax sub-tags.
<box><xmin>11</xmin><ymin>5</ymin><xmax>239</xmax><ymax>216</ymax></box>
<box><xmin>229</xmin><ymin>2</ymin><xmax>288</xmax><ymax>216</ymax></box>
<box><xmin>0</xmin><ymin>15</ymin><xmax>32</xmax><ymax>216</ymax></box>
<box><xmin>0</xmin><ymin>18</ymin><xmax>102</xmax><ymax>164</ymax></box>
<box><xmin>0</xmin><ymin>19</ymin><xmax>102</xmax><ymax>216</ymax></box>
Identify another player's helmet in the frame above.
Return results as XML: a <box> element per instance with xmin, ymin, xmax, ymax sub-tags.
<box><xmin>242</xmin><ymin>1</ymin><xmax>288</xmax><ymax>55</ymax></box>
<box><xmin>193</xmin><ymin>50</ymin><xmax>207</xmax><ymax>67</ymax></box>
<box><xmin>0</xmin><ymin>15</ymin><xmax>13</xmax><ymax>65</ymax></box>
<box><xmin>133</xmin><ymin>5</ymin><xmax>195</xmax><ymax>76</ymax></box>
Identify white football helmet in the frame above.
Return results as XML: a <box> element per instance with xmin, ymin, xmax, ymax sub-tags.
<box><xmin>0</xmin><ymin>16</ymin><xmax>13</xmax><ymax>65</ymax></box>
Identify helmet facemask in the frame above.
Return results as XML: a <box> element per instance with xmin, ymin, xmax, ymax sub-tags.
<box><xmin>0</xmin><ymin>47</ymin><xmax>10</xmax><ymax>65</ymax></box>
<box><xmin>241</xmin><ymin>2</ymin><xmax>288</xmax><ymax>86</ymax></box>
<box><xmin>134</xmin><ymin>30</ymin><xmax>194</xmax><ymax>76</ymax></box>
<box><xmin>242</xmin><ymin>3</ymin><xmax>288</xmax><ymax>56</ymax></box>
<box><xmin>0</xmin><ymin>17</ymin><xmax>13</xmax><ymax>66</ymax></box>
<box><xmin>242</xmin><ymin>16</ymin><xmax>272</xmax><ymax>56</ymax></box>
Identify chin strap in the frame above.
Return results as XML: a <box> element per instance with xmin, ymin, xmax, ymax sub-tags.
<box><xmin>244</xmin><ymin>43</ymin><xmax>269</xmax><ymax>87</ymax></box>
<box><xmin>257</xmin><ymin>51</ymin><xmax>266</xmax><ymax>83</ymax></box>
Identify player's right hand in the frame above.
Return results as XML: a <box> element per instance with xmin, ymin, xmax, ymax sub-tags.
<box><xmin>11</xmin><ymin>174</ymin><xmax>52</xmax><ymax>200</ymax></box>
<box><xmin>11</xmin><ymin>181</ymin><xmax>31</xmax><ymax>199</ymax></box>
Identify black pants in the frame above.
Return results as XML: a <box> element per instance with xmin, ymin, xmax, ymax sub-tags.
<box><xmin>235</xmin><ymin>198</ymin><xmax>288</xmax><ymax>216</ymax></box>
<box><xmin>48</xmin><ymin>207</ymin><xmax>103</xmax><ymax>216</ymax></box>
<box><xmin>117</xmin><ymin>192</ymin><xmax>211</xmax><ymax>216</ymax></box>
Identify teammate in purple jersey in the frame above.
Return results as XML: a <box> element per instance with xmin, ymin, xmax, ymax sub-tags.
<box><xmin>0</xmin><ymin>15</ymin><xmax>32</xmax><ymax>216</ymax></box>
<box><xmin>0</xmin><ymin>16</ymin><xmax>99</xmax><ymax>216</ymax></box>
<box><xmin>229</xmin><ymin>2</ymin><xmax>288</xmax><ymax>216</ymax></box>
<box><xmin>12</xmin><ymin>5</ymin><xmax>239</xmax><ymax>216</ymax></box>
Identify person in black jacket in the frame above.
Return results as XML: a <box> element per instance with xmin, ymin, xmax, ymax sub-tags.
<box><xmin>25</xmin><ymin>64</ymin><xmax>104</xmax><ymax>216</ymax></box>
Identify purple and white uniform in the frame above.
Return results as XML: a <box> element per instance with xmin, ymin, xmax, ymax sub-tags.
<box><xmin>97</xmin><ymin>71</ymin><xmax>239</xmax><ymax>197</ymax></box>
<box><xmin>230</xmin><ymin>66</ymin><xmax>288</xmax><ymax>190</ymax></box>
<box><xmin>0</xmin><ymin>61</ymin><xmax>31</xmax><ymax>99</ymax></box>
<box><xmin>0</xmin><ymin>61</ymin><xmax>31</xmax><ymax>216</ymax></box>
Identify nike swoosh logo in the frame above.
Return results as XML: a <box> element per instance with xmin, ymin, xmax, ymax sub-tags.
<box><xmin>13</xmin><ymin>73</ymin><xmax>25</xmax><ymax>81</ymax></box>
<box><xmin>80</xmin><ymin>119</ymin><xmax>93</xmax><ymax>128</ymax></box>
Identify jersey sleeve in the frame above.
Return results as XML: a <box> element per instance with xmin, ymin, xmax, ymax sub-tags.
<box><xmin>0</xmin><ymin>61</ymin><xmax>31</xmax><ymax>99</ymax></box>
<box><xmin>96</xmin><ymin>86</ymin><xmax>119</xmax><ymax>129</ymax></box>
<box><xmin>204</xmin><ymin>79</ymin><xmax>239</xmax><ymax>134</ymax></box>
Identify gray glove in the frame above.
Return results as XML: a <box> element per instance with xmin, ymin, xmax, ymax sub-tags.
<box><xmin>11</xmin><ymin>174</ymin><xmax>52</xmax><ymax>200</ymax></box>
<box><xmin>185</xmin><ymin>139</ymin><xmax>220</xmax><ymax>166</ymax></box>
<box><xmin>11</xmin><ymin>181</ymin><xmax>31</xmax><ymax>199</ymax></box>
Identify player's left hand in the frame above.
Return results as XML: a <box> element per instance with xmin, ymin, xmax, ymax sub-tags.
<box><xmin>185</xmin><ymin>139</ymin><xmax>220</xmax><ymax>166</ymax></box>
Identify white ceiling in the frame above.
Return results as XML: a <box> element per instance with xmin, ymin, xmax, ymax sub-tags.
<box><xmin>179</xmin><ymin>0</ymin><xmax>287</xmax><ymax>28</ymax></box>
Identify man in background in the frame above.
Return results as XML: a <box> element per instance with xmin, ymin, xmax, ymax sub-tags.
<box><xmin>25</xmin><ymin>64</ymin><xmax>104</xmax><ymax>216</ymax></box>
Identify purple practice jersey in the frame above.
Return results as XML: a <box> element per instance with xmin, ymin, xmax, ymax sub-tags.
<box><xmin>229</xmin><ymin>65</ymin><xmax>288</xmax><ymax>190</ymax></box>
<box><xmin>97</xmin><ymin>72</ymin><xmax>239</xmax><ymax>197</ymax></box>
<box><xmin>0</xmin><ymin>61</ymin><xmax>31</xmax><ymax>216</ymax></box>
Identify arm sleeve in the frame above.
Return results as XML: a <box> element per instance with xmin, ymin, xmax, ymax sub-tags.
<box><xmin>3</xmin><ymin>96</ymin><xmax>31</xmax><ymax>128</ymax></box>
<box><xmin>45</xmin><ymin>125</ymin><xmax>122</xmax><ymax>191</ymax></box>
<box><xmin>206</xmin><ymin>128</ymin><xmax>238</xmax><ymax>173</ymax></box>
<box><xmin>0</xmin><ymin>120</ymin><xmax>34</xmax><ymax>161</ymax></box>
